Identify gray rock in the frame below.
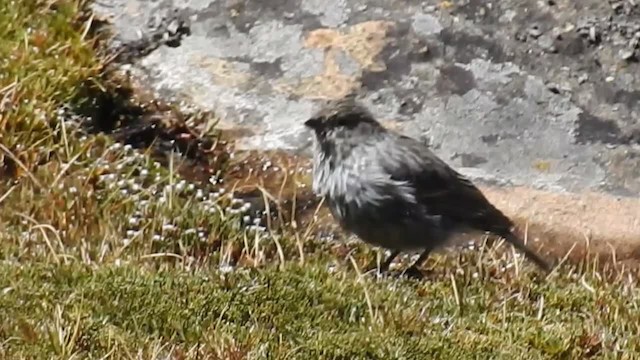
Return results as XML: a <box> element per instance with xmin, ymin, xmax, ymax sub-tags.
<box><xmin>91</xmin><ymin>0</ymin><xmax>640</xmax><ymax>199</ymax></box>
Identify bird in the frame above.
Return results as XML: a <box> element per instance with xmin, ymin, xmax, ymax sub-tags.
<box><xmin>304</xmin><ymin>95</ymin><xmax>551</xmax><ymax>277</ymax></box>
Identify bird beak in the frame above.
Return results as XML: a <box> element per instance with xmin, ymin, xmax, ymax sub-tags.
<box><xmin>304</xmin><ymin>117</ymin><xmax>321</xmax><ymax>129</ymax></box>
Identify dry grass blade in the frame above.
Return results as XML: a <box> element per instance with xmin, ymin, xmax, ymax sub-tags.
<box><xmin>257</xmin><ymin>185</ymin><xmax>285</xmax><ymax>269</ymax></box>
<box><xmin>348</xmin><ymin>254</ymin><xmax>376</xmax><ymax>323</ymax></box>
<box><xmin>450</xmin><ymin>273</ymin><xmax>463</xmax><ymax>316</ymax></box>
<box><xmin>536</xmin><ymin>295</ymin><xmax>545</xmax><ymax>321</ymax></box>
<box><xmin>50</xmin><ymin>144</ymin><xmax>89</xmax><ymax>188</ymax></box>
<box><xmin>0</xmin><ymin>185</ymin><xmax>16</xmax><ymax>206</ymax></box>
<box><xmin>17</xmin><ymin>213</ymin><xmax>68</xmax><ymax>264</ymax></box>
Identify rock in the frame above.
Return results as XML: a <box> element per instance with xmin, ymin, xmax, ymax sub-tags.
<box><xmin>91</xmin><ymin>0</ymin><xmax>640</xmax><ymax>251</ymax></box>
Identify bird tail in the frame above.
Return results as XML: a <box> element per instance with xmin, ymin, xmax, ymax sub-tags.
<box><xmin>501</xmin><ymin>232</ymin><xmax>552</xmax><ymax>273</ymax></box>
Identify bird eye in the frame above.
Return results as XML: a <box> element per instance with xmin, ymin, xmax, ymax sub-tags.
<box><xmin>335</xmin><ymin>117</ymin><xmax>355</xmax><ymax>128</ymax></box>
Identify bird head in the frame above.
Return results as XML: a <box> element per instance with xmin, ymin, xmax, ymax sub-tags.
<box><xmin>304</xmin><ymin>95</ymin><xmax>382</xmax><ymax>140</ymax></box>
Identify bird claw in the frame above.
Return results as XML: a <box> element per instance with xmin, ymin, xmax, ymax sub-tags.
<box><xmin>363</xmin><ymin>265</ymin><xmax>388</xmax><ymax>278</ymax></box>
<box><xmin>362</xmin><ymin>259</ymin><xmax>391</xmax><ymax>277</ymax></box>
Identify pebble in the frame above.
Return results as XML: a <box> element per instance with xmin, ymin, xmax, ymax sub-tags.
<box><xmin>619</xmin><ymin>48</ymin><xmax>636</xmax><ymax>60</ymax></box>
<box><xmin>611</xmin><ymin>2</ymin><xmax>624</xmax><ymax>11</ymax></box>
<box><xmin>515</xmin><ymin>31</ymin><xmax>528</xmax><ymax>42</ymax></box>
<box><xmin>167</xmin><ymin>19</ymin><xmax>180</xmax><ymax>35</ymax></box>
<box><xmin>538</xmin><ymin>34</ymin><xmax>557</xmax><ymax>53</ymax></box>
<box><xmin>589</xmin><ymin>26</ymin><xmax>598</xmax><ymax>43</ymax></box>
<box><xmin>423</xmin><ymin>5</ymin><xmax>437</xmax><ymax>12</ymax></box>
<box><xmin>546</xmin><ymin>83</ymin><xmax>561</xmax><ymax>94</ymax></box>
<box><xmin>529</xmin><ymin>25</ymin><xmax>543</xmax><ymax>39</ymax></box>
<box><xmin>577</xmin><ymin>73</ymin><xmax>589</xmax><ymax>84</ymax></box>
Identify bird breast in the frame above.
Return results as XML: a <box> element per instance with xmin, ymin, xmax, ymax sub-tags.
<box><xmin>311</xmin><ymin>145</ymin><xmax>417</xmax><ymax>215</ymax></box>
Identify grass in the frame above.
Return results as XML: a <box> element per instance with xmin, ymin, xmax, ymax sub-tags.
<box><xmin>1</xmin><ymin>1</ymin><xmax>640</xmax><ymax>359</ymax></box>
<box><xmin>2</xmin><ymin>261</ymin><xmax>638</xmax><ymax>359</ymax></box>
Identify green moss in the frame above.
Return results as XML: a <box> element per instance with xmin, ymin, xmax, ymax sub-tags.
<box><xmin>1</xmin><ymin>262</ymin><xmax>639</xmax><ymax>359</ymax></box>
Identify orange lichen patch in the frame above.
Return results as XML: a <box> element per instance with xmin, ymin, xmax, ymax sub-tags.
<box><xmin>274</xmin><ymin>52</ymin><xmax>359</xmax><ymax>100</ymax></box>
<box><xmin>532</xmin><ymin>160</ymin><xmax>551</xmax><ymax>172</ymax></box>
<box><xmin>438</xmin><ymin>1</ymin><xmax>455</xmax><ymax>10</ymax></box>
<box><xmin>276</xmin><ymin>21</ymin><xmax>395</xmax><ymax>100</ymax></box>
<box><xmin>304</xmin><ymin>20</ymin><xmax>394</xmax><ymax>72</ymax></box>
<box><xmin>190</xmin><ymin>56</ymin><xmax>252</xmax><ymax>88</ymax></box>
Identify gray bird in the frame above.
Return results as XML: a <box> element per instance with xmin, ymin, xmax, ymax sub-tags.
<box><xmin>304</xmin><ymin>96</ymin><xmax>551</xmax><ymax>276</ymax></box>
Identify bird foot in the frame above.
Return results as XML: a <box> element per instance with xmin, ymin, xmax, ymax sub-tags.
<box><xmin>401</xmin><ymin>266</ymin><xmax>425</xmax><ymax>280</ymax></box>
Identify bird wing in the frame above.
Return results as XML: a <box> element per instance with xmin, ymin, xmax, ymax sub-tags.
<box><xmin>377</xmin><ymin>134</ymin><xmax>514</xmax><ymax>234</ymax></box>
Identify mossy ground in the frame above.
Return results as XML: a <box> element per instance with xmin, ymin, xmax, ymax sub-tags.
<box><xmin>1</xmin><ymin>1</ymin><xmax>639</xmax><ymax>359</ymax></box>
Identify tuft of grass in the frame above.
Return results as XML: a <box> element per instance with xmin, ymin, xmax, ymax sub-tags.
<box><xmin>1</xmin><ymin>1</ymin><xmax>640</xmax><ymax>359</ymax></box>
<box><xmin>0</xmin><ymin>0</ymin><xmax>98</xmax><ymax>170</ymax></box>
<box><xmin>0</xmin><ymin>0</ymin><xmax>107</xmax><ymax>260</ymax></box>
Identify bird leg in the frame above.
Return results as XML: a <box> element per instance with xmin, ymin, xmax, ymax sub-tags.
<box><xmin>380</xmin><ymin>250</ymin><xmax>400</xmax><ymax>273</ymax></box>
<box><xmin>482</xmin><ymin>234</ymin><xmax>497</xmax><ymax>249</ymax></box>
<box><xmin>365</xmin><ymin>250</ymin><xmax>400</xmax><ymax>275</ymax></box>
<box><xmin>402</xmin><ymin>249</ymin><xmax>432</xmax><ymax>279</ymax></box>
